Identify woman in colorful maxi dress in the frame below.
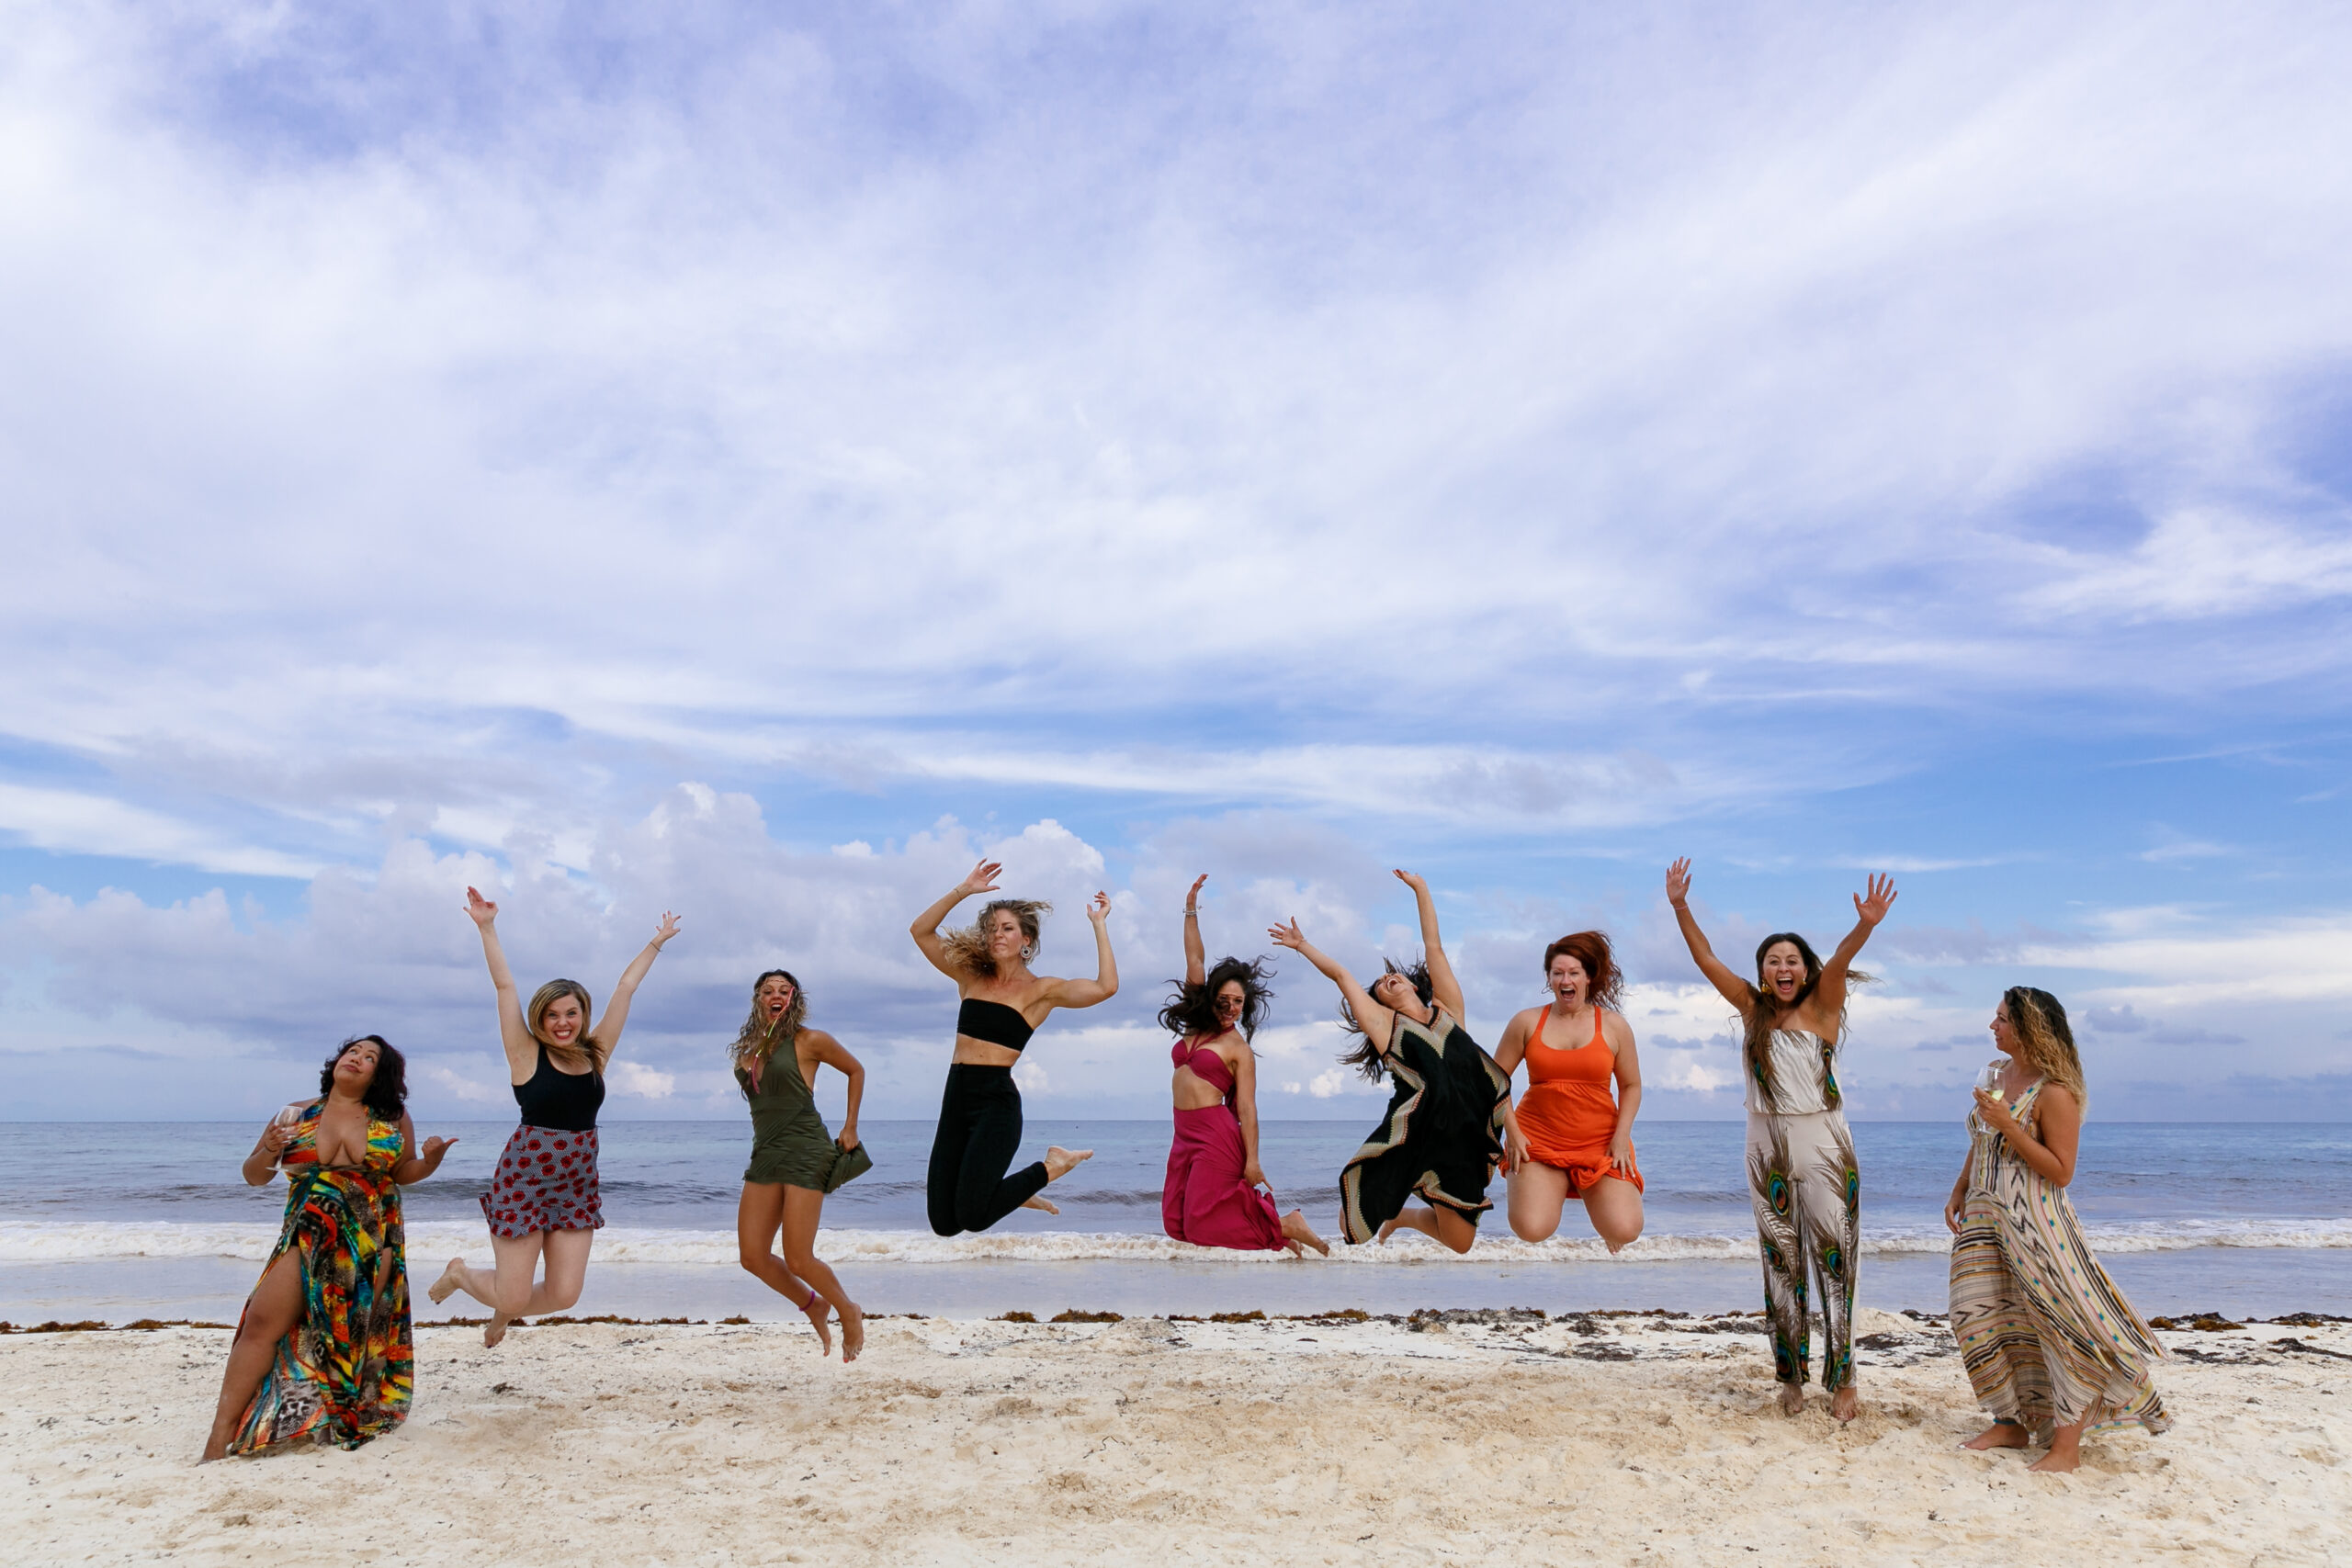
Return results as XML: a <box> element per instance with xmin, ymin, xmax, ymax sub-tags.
<box><xmin>1667</xmin><ymin>860</ymin><xmax>1896</xmax><ymax>1420</ymax></box>
<box><xmin>1160</xmin><ymin>875</ymin><xmax>1329</xmax><ymax>1258</ymax></box>
<box><xmin>1944</xmin><ymin>987</ymin><xmax>2167</xmax><ymax>1472</ymax></box>
<box><xmin>1272</xmin><ymin>869</ymin><xmax>1515</xmax><ymax>1253</ymax></box>
<box><xmin>201</xmin><ymin>1035</ymin><xmax>457</xmax><ymax>1461</ymax></box>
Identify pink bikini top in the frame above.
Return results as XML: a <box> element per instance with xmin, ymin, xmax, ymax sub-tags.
<box><xmin>1172</xmin><ymin>1037</ymin><xmax>1238</xmax><ymax>1102</ymax></box>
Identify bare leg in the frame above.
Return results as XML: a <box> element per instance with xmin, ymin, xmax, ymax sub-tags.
<box><xmin>430</xmin><ymin>1256</ymin><xmax>502</xmax><ymax>1309</ymax></box>
<box><xmin>1279</xmin><ymin>1209</ymin><xmax>1330</xmax><ymax>1258</ymax></box>
<box><xmin>1376</xmin><ymin>1205</ymin><xmax>1477</xmax><ymax>1255</ymax></box>
<box><xmin>780</xmin><ymin>1186</ymin><xmax>863</xmax><ymax>1362</ymax></box>
<box><xmin>1964</xmin><ymin>1420</ymin><xmax>2033</xmax><ymax>1450</ymax></box>
<box><xmin>1579</xmin><ymin>1176</ymin><xmax>1645</xmax><ymax>1255</ymax></box>
<box><xmin>737</xmin><ymin>1183</ymin><xmax>831</xmax><ymax>1356</ymax></box>
<box><xmin>479</xmin><ymin>1229</ymin><xmax>594</xmax><ymax>1347</ymax></box>
<box><xmin>1022</xmin><ymin>1146</ymin><xmax>1092</xmax><ymax>1214</ymax></box>
<box><xmin>483</xmin><ymin>1231</ymin><xmax>546</xmax><ymax>1348</ymax></box>
<box><xmin>1506</xmin><ymin>1163</ymin><xmax>1570</xmax><ymax>1244</ymax></box>
<box><xmin>200</xmin><ymin>1250</ymin><xmax>303</xmax><ymax>1461</ymax></box>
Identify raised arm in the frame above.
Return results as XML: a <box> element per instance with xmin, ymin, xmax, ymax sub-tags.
<box><xmin>588</xmin><ymin>910</ymin><xmax>682</xmax><ymax>1058</ymax></box>
<box><xmin>466</xmin><ymin>886</ymin><xmax>536</xmax><ymax>1066</ymax></box>
<box><xmin>1268</xmin><ymin>918</ymin><xmax>1394</xmax><ymax>1054</ymax></box>
<box><xmin>910</xmin><ymin>860</ymin><xmax>999</xmax><ymax>978</ymax></box>
<box><xmin>806</xmin><ymin>1031</ymin><xmax>866</xmax><ymax>1151</ymax></box>
<box><xmin>1041</xmin><ymin>893</ymin><xmax>1119</xmax><ymax>1010</ymax></box>
<box><xmin>1182</xmin><ymin>874</ymin><xmax>1207</xmax><ymax>987</ymax></box>
<box><xmin>1393</xmin><ymin>870</ymin><xmax>1464</xmax><ymax>1021</ymax></box>
<box><xmin>390</xmin><ymin>1113</ymin><xmax>458</xmax><ymax>1186</ymax></box>
<box><xmin>1809</xmin><ymin>873</ymin><xmax>1897</xmax><ymax>1024</ymax></box>
<box><xmin>1665</xmin><ymin>860</ymin><xmax>1753</xmax><ymax>1014</ymax></box>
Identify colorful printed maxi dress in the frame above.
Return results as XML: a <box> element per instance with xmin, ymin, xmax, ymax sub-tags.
<box><xmin>230</xmin><ymin>1102</ymin><xmax>413</xmax><ymax>1455</ymax></box>
<box><xmin>1948</xmin><ymin>1072</ymin><xmax>2167</xmax><ymax>1440</ymax></box>
<box><xmin>1745</xmin><ymin>1029</ymin><xmax>1860</xmax><ymax>1393</ymax></box>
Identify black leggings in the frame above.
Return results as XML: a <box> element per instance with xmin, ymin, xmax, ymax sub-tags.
<box><xmin>926</xmin><ymin>1064</ymin><xmax>1050</xmax><ymax>1235</ymax></box>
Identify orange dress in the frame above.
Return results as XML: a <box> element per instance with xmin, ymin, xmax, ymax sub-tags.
<box><xmin>1516</xmin><ymin>1007</ymin><xmax>1642</xmax><ymax>1192</ymax></box>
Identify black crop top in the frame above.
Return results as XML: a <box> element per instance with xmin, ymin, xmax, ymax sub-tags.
<box><xmin>956</xmin><ymin>998</ymin><xmax>1036</xmax><ymax>1052</ymax></box>
<box><xmin>514</xmin><ymin>1043</ymin><xmax>605</xmax><ymax>1132</ymax></box>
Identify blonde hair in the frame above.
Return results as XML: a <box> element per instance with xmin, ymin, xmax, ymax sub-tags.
<box><xmin>730</xmin><ymin>968</ymin><xmax>808</xmax><ymax>1077</ymax></box>
<box><xmin>2004</xmin><ymin>986</ymin><xmax>2087</xmax><ymax>1111</ymax></box>
<box><xmin>526</xmin><ymin>978</ymin><xmax>603</xmax><ymax>1071</ymax></box>
<box><xmin>941</xmin><ymin>898</ymin><xmax>1051</xmax><ymax>978</ymax></box>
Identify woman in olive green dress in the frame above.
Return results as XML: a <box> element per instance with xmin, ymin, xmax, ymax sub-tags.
<box><xmin>734</xmin><ymin>969</ymin><xmax>872</xmax><ymax>1360</ymax></box>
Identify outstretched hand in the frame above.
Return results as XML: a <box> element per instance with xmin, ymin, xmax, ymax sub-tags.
<box><xmin>1185</xmin><ymin>874</ymin><xmax>1206</xmax><ymax>911</ymax></box>
<box><xmin>1392</xmin><ymin>868</ymin><xmax>1428</xmax><ymax>894</ymax></box>
<box><xmin>650</xmin><ymin>910</ymin><xmax>683</xmax><ymax>947</ymax></box>
<box><xmin>1854</xmin><ymin>873</ymin><xmax>1898</xmax><ymax>927</ymax></box>
<box><xmin>464</xmin><ymin>886</ymin><xmax>499</xmax><ymax>927</ymax></box>
<box><xmin>956</xmin><ymin>860</ymin><xmax>1003</xmax><ymax>899</ymax></box>
<box><xmin>420</xmin><ymin>1135</ymin><xmax>458</xmax><ymax>1167</ymax></box>
<box><xmin>1266</xmin><ymin>917</ymin><xmax>1308</xmax><ymax>953</ymax></box>
<box><xmin>1087</xmin><ymin>891</ymin><xmax>1113</xmax><ymax>923</ymax></box>
<box><xmin>1666</xmin><ymin>859</ymin><xmax>1692</xmax><ymax>909</ymax></box>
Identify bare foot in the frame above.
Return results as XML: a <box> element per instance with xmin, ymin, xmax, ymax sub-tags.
<box><xmin>1042</xmin><ymin>1146</ymin><xmax>1093</xmax><ymax>1181</ymax></box>
<box><xmin>198</xmin><ymin>1435</ymin><xmax>230</xmax><ymax>1463</ymax></box>
<box><xmin>428</xmin><ymin>1258</ymin><xmax>466</xmax><ymax>1305</ymax></box>
<box><xmin>840</xmin><ymin>1303</ymin><xmax>865</xmax><ymax>1363</ymax></box>
<box><xmin>1777</xmin><ymin>1382</ymin><xmax>1804</xmax><ymax>1416</ymax></box>
<box><xmin>1020</xmin><ymin>1194</ymin><xmax>1060</xmax><ymax>1215</ymax></box>
<box><xmin>483</xmin><ymin>1314</ymin><xmax>510</xmax><ymax>1349</ymax></box>
<box><xmin>2027</xmin><ymin>1445</ymin><xmax>2082</xmax><ymax>1473</ymax></box>
<box><xmin>1830</xmin><ymin>1384</ymin><xmax>1860</xmax><ymax>1423</ymax></box>
<box><xmin>1963</xmin><ymin>1421</ymin><xmax>2032</xmax><ymax>1451</ymax></box>
<box><xmin>803</xmin><ymin>1300</ymin><xmax>834</xmax><ymax>1358</ymax></box>
<box><xmin>1282</xmin><ymin>1209</ymin><xmax>1331</xmax><ymax>1258</ymax></box>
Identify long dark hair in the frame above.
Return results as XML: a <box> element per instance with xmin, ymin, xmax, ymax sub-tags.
<box><xmin>1742</xmin><ymin>931</ymin><xmax>1873</xmax><ymax>1110</ymax></box>
<box><xmin>318</xmin><ymin>1035</ymin><xmax>407</xmax><ymax>1120</ymax></box>
<box><xmin>1159</xmin><ymin>956</ymin><xmax>1276</xmax><ymax>1042</ymax></box>
<box><xmin>1339</xmin><ymin>957</ymin><xmax>1433</xmax><ymax>1081</ymax></box>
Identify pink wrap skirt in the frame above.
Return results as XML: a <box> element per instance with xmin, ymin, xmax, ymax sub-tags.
<box><xmin>1163</xmin><ymin>1105</ymin><xmax>1283</xmax><ymax>1252</ymax></box>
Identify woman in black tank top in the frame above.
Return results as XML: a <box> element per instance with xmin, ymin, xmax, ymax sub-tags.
<box><xmin>910</xmin><ymin>859</ymin><xmax>1118</xmax><ymax>1235</ymax></box>
<box><xmin>426</xmin><ymin>886</ymin><xmax>679</xmax><ymax>1348</ymax></box>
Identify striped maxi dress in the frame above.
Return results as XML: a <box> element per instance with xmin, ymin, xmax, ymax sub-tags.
<box><xmin>1947</xmin><ymin>1070</ymin><xmax>2168</xmax><ymax>1440</ymax></box>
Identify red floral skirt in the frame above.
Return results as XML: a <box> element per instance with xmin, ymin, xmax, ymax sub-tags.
<box><xmin>480</xmin><ymin>1124</ymin><xmax>604</xmax><ymax>1237</ymax></box>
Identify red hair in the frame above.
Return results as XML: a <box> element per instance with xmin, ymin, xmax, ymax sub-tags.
<box><xmin>1541</xmin><ymin>931</ymin><xmax>1623</xmax><ymax>1010</ymax></box>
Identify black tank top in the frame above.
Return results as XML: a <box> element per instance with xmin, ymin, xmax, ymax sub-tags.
<box><xmin>514</xmin><ymin>1043</ymin><xmax>605</xmax><ymax>1131</ymax></box>
<box><xmin>956</xmin><ymin>998</ymin><xmax>1035</xmax><ymax>1052</ymax></box>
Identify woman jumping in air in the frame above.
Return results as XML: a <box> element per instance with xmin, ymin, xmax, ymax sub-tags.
<box><xmin>1272</xmin><ymin>869</ymin><xmax>1512</xmax><ymax>1253</ymax></box>
<box><xmin>1160</xmin><ymin>875</ymin><xmax>1329</xmax><ymax>1257</ymax></box>
<box><xmin>429</xmin><ymin>887</ymin><xmax>679</xmax><ymax>1346</ymax></box>
<box><xmin>1490</xmin><ymin>930</ymin><xmax>1645</xmax><ymax>1252</ymax></box>
<box><xmin>1667</xmin><ymin>860</ymin><xmax>1894</xmax><ymax>1420</ymax></box>
<box><xmin>732</xmin><ymin>968</ymin><xmax>872</xmax><ymax>1360</ymax></box>
<box><xmin>910</xmin><ymin>859</ymin><xmax>1114</xmax><ymax>1235</ymax></box>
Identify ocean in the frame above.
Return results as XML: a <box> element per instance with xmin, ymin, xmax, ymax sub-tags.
<box><xmin>4</xmin><ymin>1120</ymin><xmax>2347</xmax><ymax>1324</ymax></box>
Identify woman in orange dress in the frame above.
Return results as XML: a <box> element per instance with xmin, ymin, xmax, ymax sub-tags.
<box><xmin>1490</xmin><ymin>931</ymin><xmax>1644</xmax><ymax>1251</ymax></box>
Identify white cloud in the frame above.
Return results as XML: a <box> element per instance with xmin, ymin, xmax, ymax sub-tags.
<box><xmin>608</xmin><ymin>1061</ymin><xmax>677</xmax><ymax>1100</ymax></box>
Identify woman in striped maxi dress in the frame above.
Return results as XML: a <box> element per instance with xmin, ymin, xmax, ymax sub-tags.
<box><xmin>1944</xmin><ymin>987</ymin><xmax>2167</xmax><ymax>1472</ymax></box>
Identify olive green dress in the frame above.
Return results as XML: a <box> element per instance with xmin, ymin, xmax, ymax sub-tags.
<box><xmin>738</xmin><ymin>1036</ymin><xmax>872</xmax><ymax>1193</ymax></box>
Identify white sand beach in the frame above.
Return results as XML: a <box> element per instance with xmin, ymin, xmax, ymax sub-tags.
<box><xmin>4</xmin><ymin>1308</ymin><xmax>2346</xmax><ymax>1567</ymax></box>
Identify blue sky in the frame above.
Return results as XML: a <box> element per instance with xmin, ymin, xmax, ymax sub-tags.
<box><xmin>2</xmin><ymin>1</ymin><xmax>2348</xmax><ymax>1123</ymax></box>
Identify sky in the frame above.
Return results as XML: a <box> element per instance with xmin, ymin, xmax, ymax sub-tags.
<box><xmin>2</xmin><ymin>1</ymin><xmax>2348</xmax><ymax>1124</ymax></box>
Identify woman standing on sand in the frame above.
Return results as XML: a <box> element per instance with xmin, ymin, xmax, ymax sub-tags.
<box><xmin>1160</xmin><ymin>876</ymin><xmax>1329</xmax><ymax>1258</ymax></box>
<box><xmin>428</xmin><ymin>887</ymin><xmax>679</xmax><ymax>1346</ymax></box>
<box><xmin>911</xmin><ymin>859</ymin><xmax>1116</xmax><ymax>1235</ymax></box>
<box><xmin>1271</xmin><ymin>870</ymin><xmax>1513</xmax><ymax>1253</ymax></box>
<box><xmin>1666</xmin><ymin>861</ymin><xmax>1894</xmax><ymax>1421</ymax></box>
<box><xmin>732</xmin><ymin>968</ymin><xmax>873</xmax><ymax>1361</ymax></box>
<box><xmin>1945</xmin><ymin>987</ymin><xmax>2167</xmax><ymax>1472</ymax></box>
<box><xmin>202</xmin><ymin>1035</ymin><xmax>456</xmax><ymax>1461</ymax></box>
<box><xmin>1490</xmin><ymin>930</ymin><xmax>1645</xmax><ymax>1252</ymax></box>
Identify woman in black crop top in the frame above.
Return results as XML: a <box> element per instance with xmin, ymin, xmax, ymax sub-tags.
<box><xmin>910</xmin><ymin>859</ymin><xmax>1118</xmax><ymax>1235</ymax></box>
<box><xmin>426</xmin><ymin>886</ymin><xmax>679</xmax><ymax>1347</ymax></box>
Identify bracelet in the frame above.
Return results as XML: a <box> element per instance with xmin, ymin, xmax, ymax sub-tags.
<box><xmin>1182</xmin><ymin>908</ymin><xmax>1198</xmax><ymax>919</ymax></box>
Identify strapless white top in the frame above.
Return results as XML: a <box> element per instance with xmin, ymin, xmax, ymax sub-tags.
<box><xmin>1746</xmin><ymin>1028</ymin><xmax>1839</xmax><ymax>1115</ymax></box>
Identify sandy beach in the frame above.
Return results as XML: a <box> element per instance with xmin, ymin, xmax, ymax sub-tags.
<box><xmin>4</xmin><ymin>1306</ymin><xmax>2346</xmax><ymax>1566</ymax></box>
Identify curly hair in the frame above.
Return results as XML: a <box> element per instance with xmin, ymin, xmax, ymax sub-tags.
<box><xmin>729</xmin><ymin>968</ymin><xmax>808</xmax><ymax>1085</ymax></box>
<box><xmin>1338</xmin><ymin>957</ymin><xmax>1434</xmax><ymax>1081</ymax></box>
<box><xmin>526</xmin><ymin>977</ymin><xmax>605</xmax><ymax>1071</ymax></box>
<box><xmin>318</xmin><ymin>1035</ymin><xmax>407</xmax><ymax>1120</ymax></box>
<box><xmin>2003</xmin><ymin>986</ymin><xmax>2088</xmax><ymax>1111</ymax></box>
<box><xmin>1159</xmin><ymin>955</ymin><xmax>1276</xmax><ymax>1042</ymax></box>
<box><xmin>941</xmin><ymin>898</ymin><xmax>1052</xmax><ymax>978</ymax></box>
<box><xmin>1541</xmin><ymin>931</ymin><xmax>1623</xmax><ymax>1010</ymax></box>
